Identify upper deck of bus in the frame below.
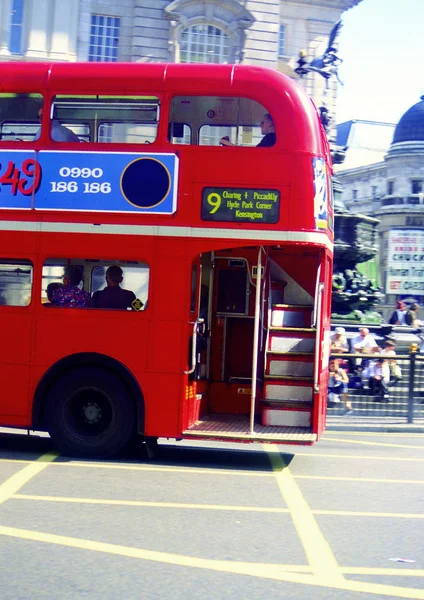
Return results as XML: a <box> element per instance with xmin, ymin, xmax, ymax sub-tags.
<box><xmin>0</xmin><ymin>62</ymin><xmax>333</xmax><ymax>241</ymax></box>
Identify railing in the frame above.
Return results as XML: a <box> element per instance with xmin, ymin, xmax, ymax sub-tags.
<box><xmin>328</xmin><ymin>349</ymin><xmax>424</xmax><ymax>423</ymax></box>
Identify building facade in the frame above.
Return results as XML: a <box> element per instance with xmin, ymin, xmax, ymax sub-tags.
<box><xmin>337</xmin><ymin>97</ymin><xmax>424</xmax><ymax>314</ymax></box>
<box><xmin>0</xmin><ymin>0</ymin><xmax>362</xmax><ymax>124</ymax></box>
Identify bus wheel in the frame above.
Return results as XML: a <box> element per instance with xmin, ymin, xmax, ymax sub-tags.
<box><xmin>45</xmin><ymin>367</ymin><xmax>135</xmax><ymax>458</ymax></box>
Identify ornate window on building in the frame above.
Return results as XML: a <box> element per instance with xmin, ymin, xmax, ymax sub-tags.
<box><xmin>88</xmin><ymin>15</ymin><xmax>120</xmax><ymax>62</ymax></box>
<box><xmin>180</xmin><ymin>25</ymin><xmax>230</xmax><ymax>64</ymax></box>
<box><xmin>9</xmin><ymin>0</ymin><xmax>24</xmax><ymax>55</ymax></box>
<box><xmin>387</xmin><ymin>180</ymin><xmax>394</xmax><ymax>195</ymax></box>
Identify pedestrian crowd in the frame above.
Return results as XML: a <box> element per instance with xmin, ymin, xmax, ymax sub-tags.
<box><xmin>328</xmin><ymin>326</ymin><xmax>404</xmax><ymax>413</ymax></box>
<box><xmin>328</xmin><ymin>300</ymin><xmax>424</xmax><ymax>412</ymax></box>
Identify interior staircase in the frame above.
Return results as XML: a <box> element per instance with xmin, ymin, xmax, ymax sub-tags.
<box><xmin>261</xmin><ymin>303</ymin><xmax>315</xmax><ymax>428</ymax></box>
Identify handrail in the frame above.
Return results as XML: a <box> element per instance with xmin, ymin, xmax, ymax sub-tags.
<box><xmin>250</xmin><ymin>248</ymin><xmax>264</xmax><ymax>434</ymax></box>
<box><xmin>313</xmin><ymin>283</ymin><xmax>324</xmax><ymax>392</ymax></box>
<box><xmin>184</xmin><ymin>318</ymin><xmax>204</xmax><ymax>375</ymax></box>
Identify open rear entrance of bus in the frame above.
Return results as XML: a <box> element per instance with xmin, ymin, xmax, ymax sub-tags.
<box><xmin>182</xmin><ymin>245</ymin><xmax>330</xmax><ymax>445</ymax></box>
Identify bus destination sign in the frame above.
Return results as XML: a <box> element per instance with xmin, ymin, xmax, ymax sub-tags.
<box><xmin>201</xmin><ymin>187</ymin><xmax>280</xmax><ymax>224</ymax></box>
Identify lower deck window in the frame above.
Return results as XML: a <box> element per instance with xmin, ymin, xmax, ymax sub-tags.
<box><xmin>0</xmin><ymin>260</ymin><xmax>32</xmax><ymax>306</ymax></box>
<box><xmin>42</xmin><ymin>259</ymin><xmax>149</xmax><ymax>310</ymax></box>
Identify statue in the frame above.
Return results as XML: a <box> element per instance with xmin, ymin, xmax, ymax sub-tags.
<box><xmin>295</xmin><ymin>21</ymin><xmax>343</xmax><ymax>87</ymax></box>
<box><xmin>295</xmin><ymin>21</ymin><xmax>344</xmax><ymax>139</ymax></box>
<box><xmin>295</xmin><ymin>21</ymin><xmax>385</xmax><ymax>325</ymax></box>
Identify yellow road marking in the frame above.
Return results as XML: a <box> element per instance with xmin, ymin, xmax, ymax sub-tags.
<box><xmin>1</xmin><ymin>459</ymin><xmax>422</xmax><ymax>485</ymax></box>
<box><xmin>12</xmin><ymin>494</ymin><xmax>291</xmax><ymax>513</ymax></box>
<box><xmin>342</xmin><ymin>567</ymin><xmax>424</xmax><ymax>577</ymax></box>
<box><xmin>0</xmin><ymin>453</ymin><xmax>57</xmax><ymax>505</ymax></box>
<box><xmin>324</xmin><ymin>437</ymin><xmax>424</xmax><ymax>449</ymax></box>
<box><xmin>12</xmin><ymin>494</ymin><xmax>424</xmax><ymax>520</ymax></box>
<box><xmin>0</xmin><ymin>525</ymin><xmax>423</xmax><ymax>598</ymax></box>
<box><xmin>265</xmin><ymin>445</ymin><xmax>345</xmax><ymax>585</ymax></box>
<box><xmin>0</xmin><ymin>459</ymin><xmax>33</xmax><ymax>465</ymax></box>
<box><xmin>45</xmin><ymin>461</ymin><xmax>276</xmax><ymax>477</ymax></box>
<box><xmin>297</xmin><ymin>475</ymin><xmax>424</xmax><ymax>484</ymax></box>
<box><xmin>314</xmin><ymin>509</ymin><xmax>424</xmax><ymax>519</ymax></box>
<box><xmin>296</xmin><ymin>452</ymin><xmax>424</xmax><ymax>462</ymax></box>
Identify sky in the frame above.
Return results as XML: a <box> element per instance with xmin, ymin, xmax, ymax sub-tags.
<box><xmin>336</xmin><ymin>0</ymin><xmax>424</xmax><ymax>125</ymax></box>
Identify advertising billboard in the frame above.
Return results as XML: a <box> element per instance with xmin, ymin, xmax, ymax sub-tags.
<box><xmin>386</xmin><ymin>229</ymin><xmax>424</xmax><ymax>295</ymax></box>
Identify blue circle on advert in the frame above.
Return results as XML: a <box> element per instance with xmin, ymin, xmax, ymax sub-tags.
<box><xmin>120</xmin><ymin>158</ymin><xmax>171</xmax><ymax>208</ymax></box>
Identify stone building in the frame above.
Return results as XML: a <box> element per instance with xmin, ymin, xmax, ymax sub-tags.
<box><xmin>337</xmin><ymin>96</ymin><xmax>424</xmax><ymax>316</ymax></box>
<box><xmin>0</xmin><ymin>0</ymin><xmax>361</xmax><ymax>124</ymax></box>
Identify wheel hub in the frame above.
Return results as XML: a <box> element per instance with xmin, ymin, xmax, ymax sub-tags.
<box><xmin>82</xmin><ymin>402</ymin><xmax>102</xmax><ymax>424</ymax></box>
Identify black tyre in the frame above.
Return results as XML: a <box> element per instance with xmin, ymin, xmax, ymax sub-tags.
<box><xmin>45</xmin><ymin>367</ymin><xmax>135</xmax><ymax>458</ymax></box>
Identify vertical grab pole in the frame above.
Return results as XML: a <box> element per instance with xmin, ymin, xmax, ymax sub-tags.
<box><xmin>313</xmin><ymin>283</ymin><xmax>324</xmax><ymax>392</ymax></box>
<box><xmin>250</xmin><ymin>248</ymin><xmax>263</xmax><ymax>434</ymax></box>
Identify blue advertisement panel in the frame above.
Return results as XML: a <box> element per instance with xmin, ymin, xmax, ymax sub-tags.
<box><xmin>0</xmin><ymin>151</ymin><xmax>39</xmax><ymax>209</ymax></box>
<box><xmin>0</xmin><ymin>150</ymin><xmax>178</xmax><ymax>214</ymax></box>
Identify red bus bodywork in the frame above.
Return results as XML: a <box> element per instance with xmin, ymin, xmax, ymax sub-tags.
<box><xmin>0</xmin><ymin>63</ymin><xmax>333</xmax><ymax>456</ymax></box>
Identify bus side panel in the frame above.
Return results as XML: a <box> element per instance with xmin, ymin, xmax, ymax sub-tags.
<box><xmin>0</xmin><ymin>231</ymin><xmax>39</xmax><ymax>425</ymax></box>
<box><xmin>0</xmin><ymin>311</ymin><xmax>32</xmax><ymax>422</ymax></box>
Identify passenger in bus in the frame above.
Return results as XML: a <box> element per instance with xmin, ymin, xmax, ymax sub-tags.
<box><xmin>91</xmin><ymin>265</ymin><xmax>137</xmax><ymax>310</ymax></box>
<box><xmin>44</xmin><ymin>282</ymin><xmax>63</xmax><ymax>306</ymax></box>
<box><xmin>50</xmin><ymin>266</ymin><xmax>90</xmax><ymax>308</ymax></box>
<box><xmin>34</xmin><ymin>108</ymin><xmax>80</xmax><ymax>142</ymax></box>
<box><xmin>219</xmin><ymin>113</ymin><xmax>276</xmax><ymax>148</ymax></box>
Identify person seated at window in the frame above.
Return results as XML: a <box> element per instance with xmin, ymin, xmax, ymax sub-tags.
<box><xmin>50</xmin><ymin>265</ymin><xmax>90</xmax><ymax>308</ymax></box>
<box><xmin>44</xmin><ymin>282</ymin><xmax>63</xmax><ymax>306</ymax></box>
<box><xmin>34</xmin><ymin>108</ymin><xmax>80</xmax><ymax>142</ymax></box>
<box><xmin>219</xmin><ymin>113</ymin><xmax>276</xmax><ymax>148</ymax></box>
<box><xmin>91</xmin><ymin>265</ymin><xmax>137</xmax><ymax>310</ymax></box>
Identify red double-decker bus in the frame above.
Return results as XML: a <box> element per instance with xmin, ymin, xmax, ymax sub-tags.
<box><xmin>0</xmin><ymin>62</ymin><xmax>333</xmax><ymax>457</ymax></box>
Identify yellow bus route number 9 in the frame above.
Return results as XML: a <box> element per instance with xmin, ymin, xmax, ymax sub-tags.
<box><xmin>207</xmin><ymin>192</ymin><xmax>221</xmax><ymax>214</ymax></box>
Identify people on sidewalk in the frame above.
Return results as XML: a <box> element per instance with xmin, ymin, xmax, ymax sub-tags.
<box><xmin>330</xmin><ymin>327</ymin><xmax>349</xmax><ymax>354</ymax></box>
<box><xmin>350</xmin><ymin>327</ymin><xmax>380</xmax><ymax>373</ymax></box>
<box><xmin>406</xmin><ymin>303</ymin><xmax>421</xmax><ymax>327</ymax></box>
<box><xmin>388</xmin><ymin>300</ymin><xmax>408</xmax><ymax>325</ymax></box>
<box><xmin>327</xmin><ymin>358</ymin><xmax>353</xmax><ymax>414</ymax></box>
<box><xmin>365</xmin><ymin>358</ymin><xmax>390</xmax><ymax>401</ymax></box>
<box><xmin>380</xmin><ymin>340</ymin><xmax>402</xmax><ymax>385</ymax></box>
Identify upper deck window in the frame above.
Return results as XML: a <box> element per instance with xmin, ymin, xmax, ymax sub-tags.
<box><xmin>180</xmin><ymin>25</ymin><xmax>230</xmax><ymax>64</ymax></box>
<box><xmin>0</xmin><ymin>93</ymin><xmax>43</xmax><ymax>142</ymax></box>
<box><xmin>89</xmin><ymin>15</ymin><xmax>120</xmax><ymax>62</ymax></box>
<box><xmin>50</xmin><ymin>95</ymin><xmax>160</xmax><ymax>144</ymax></box>
<box><xmin>169</xmin><ymin>96</ymin><xmax>274</xmax><ymax>147</ymax></box>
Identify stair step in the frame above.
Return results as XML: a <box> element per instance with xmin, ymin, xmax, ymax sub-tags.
<box><xmin>265</xmin><ymin>375</ymin><xmax>313</xmax><ymax>381</ymax></box>
<box><xmin>267</xmin><ymin>357</ymin><xmax>313</xmax><ymax>377</ymax></box>
<box><xmin>272</xmin><ymin>304</ymin><xmax>313</xmax><ymax>309</ymax></box>
<box><xmin>269</xmin><ymin>336</ymin><xmax>315</xmax><ymax>353</ymax></box>
<box><xmin>268</xmin><ymin>351</ymin><xmax>314</xmax><ymax>356</ymax></box>
<box><xmin>263</xmin><ymin>399</ymin><xmax>313</xmax><ymax>408</ymax></box>
<box><xmin>271</xmin><ymin>305</ymin><xmax>313</xmax><ymax>328</ymax></box>
<box><xmin>270</xmin><ymin>326</ymin><xmax>315</xmax><ymax>333</ymax></box>
<box><xmin>262</xmin><ymin>405</ymin><xmax>312</xmax><ymax>427</ymax></box>
<box><xmin>265</xmin><ymin>382</ymin><xmax>313</xmax><ymax>402</ymax></box>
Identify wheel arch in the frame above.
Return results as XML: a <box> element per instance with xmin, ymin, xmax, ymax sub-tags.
<box><xmin>32</xmin><ymin>353</ymin><xmax>145</xmax><ymax>434</ymax></box>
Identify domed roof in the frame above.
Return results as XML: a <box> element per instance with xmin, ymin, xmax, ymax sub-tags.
<box><xmin>393</xmin><ymin>96</ymin><xmax>424</xmax><ymax>143</ymax></box>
